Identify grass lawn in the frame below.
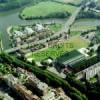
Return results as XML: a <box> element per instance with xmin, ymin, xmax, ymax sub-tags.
<box><xmin>89</xmin><ymin>77</ymin><xmax>97</xmax><ymax>84</ymax></box>
<box><xmin>71</xmin><ymin>26</ymin><xmax>97</xmax><ymax>32</ymax></box>
<box><xmin>97</xmin><ymin>0</ymin><xmax>100</xmax><ymax>4</ymax></box>
<box><xmin>30</xmin><ymin>36</ymin><xmax>89</xmax><ymax>61</ymax></box>
<box><xmin>70</xmin><ymin>31</ymin><xmax>81</xmax><ymax>36</ymax></box>
<box><xmin>21</xmin><ymin>1</ymin><xmax>77</xmax><ymax>19</ymax></box>
<box><xmin>71</xmin><ymin>19</ymin><xmax>99</xmax><ymax>32</ymax></box>
<box><xmin>71</xmin><ymin>18</ymin><xmax>99</xmax><ymax>32</ymax></box>
<box><xmin>48</xmin><ymin>23</ymin><xmax>63</xmax><ymax>32</ymax></box>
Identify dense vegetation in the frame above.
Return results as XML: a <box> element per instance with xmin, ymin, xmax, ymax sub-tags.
<box><xmin>0</xmin><ymin>0</ymin><xmax>54</xmax><ymax>11</ymax></box>
<box><xmin>55</xmin><ymin>0</ymin><xmax>82</xmax><ymax>6</ymax></box>
<box><xmin>77</xmin><ymin>10</ymin><xmax>100</xmax><ymax>19</ymax></box>
<box><xmin>3</xmin><ymin>53</ymin><xmax>100</xmax><ymax>100</ymax></box>
<box><xmin>0</xmin><ymin>0</ymin><xmax>34</xmax><ymax>11</ymax></box>
<box><xmin>0</xmin><ymin>53</ymin><xmax>87</xmax><ymax>100</ymax></box>
<box><xmin>0</xmin><ymin>64</ymin><xmax>12</xmax><ymax>74</ymax></box>
<box><xmin>66</xmin><ymin>74</ymin><xmax>100</xmax><ymax>100</ymax></box>
<box><xmin>20</xmin><ymin>1</ymin><xmax>77</xmax><ymax>19</ymax></box>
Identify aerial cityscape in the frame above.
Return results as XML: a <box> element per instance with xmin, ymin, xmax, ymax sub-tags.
<box><xmin>0</xmin><ymin>0</ymin><xmax>100</xmax><ymax>100</ymax></box>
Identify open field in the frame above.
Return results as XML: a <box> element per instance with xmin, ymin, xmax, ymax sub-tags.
<box><xmin>70</xmin><ymin>31</ymin><xmax>81</xmax><ymax>36</ymax></box>
<box><xmin>20</xmin><ymin>1</ymin><xmax>77</xmax><ymax>19</ymax></box>
<box><xmin>70</xmin><ymin>19</ymin><xmax>100</xmax><ymax>32</ymax></box>
<box><xmin>71</xmin><ymin>26</ymin><xmax>97</xmax><ymax>32</ymax></box>
<box><xmin>30</xmin><ymin>36</ymin><xmax>89</xmax><ymax>61</ymax></box>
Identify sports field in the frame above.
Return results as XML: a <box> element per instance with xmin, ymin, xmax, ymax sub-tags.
<box><xmin>20</xmin><ymin>1</ymin><xmax>77</xmax><ymax>19</ymax></box>
<box><xmin>29</xmin><ymin>36</ymin><xmax>89</xmax><ymax>61</ymax></box>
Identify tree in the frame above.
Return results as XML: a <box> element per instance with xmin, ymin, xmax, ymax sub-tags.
<box><xmin>0</xmin><ymin>36</ymin><xmax>3</xmax><ymax>52</ymax></box>
<box><xmin>88</xmin><ymin>2</ymin><xmax>96</xmax><ymax>8</ymax></box>
<box><xmin>97</xmin><ymin>45</ymin><xmax>100</xmax><ymax>54</ymax></box>
<box><xmin>88</xmin><ymin>49</ymin><xmax>94</xmax><ymax>56</ymax></box>
<box><xmin>32</xmin><ymin>59</ymin><xmax>36</xmax><ymax>65</ymax></box>
<box><xmin>89</xmin><ymin>42</ymin><xmax>94</xmax><ymax>47</ymax></box>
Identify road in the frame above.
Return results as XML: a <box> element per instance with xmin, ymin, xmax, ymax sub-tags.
<box><xmin>61</xmin><ymin>6</ymin><xmax>82</xmax><ymax>32</ymax></box>
<box><xmin>5</xmin><ymin>5</ymin><xmax>82</xmax><ymax>53</ymax></box>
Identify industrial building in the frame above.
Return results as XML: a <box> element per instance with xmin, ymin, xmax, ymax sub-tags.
<box><xmin>56</xmin><ymin>50</ymin><xmax>86</xmax><ymax>70</ymax></box>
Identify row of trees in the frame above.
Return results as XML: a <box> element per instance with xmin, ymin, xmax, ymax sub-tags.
<box><xmin>20</xmin><ymin>12</ymin><xmax>70</xmax><ymax>20</ymax></box>
<box><xmin>0</xmin><ymin>53</ymin><xmax>87</xmax><ymax>100</ymax></box>
<box><xmin>77</xmin><ymin>10</ymin><xmax>100</xmax><ymax>19</ymax></box>
<box><xmin>65</xmin><ymin>74</ymin><xmax>100</xmax><ymax>100</ymax></box>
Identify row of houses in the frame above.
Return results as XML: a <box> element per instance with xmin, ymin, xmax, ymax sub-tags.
<box><xmin>16</xmin><ymin>67</ymin><xmax>71</xmax><ymax>100</ymax></box>
<box><xmin>0</xmin><ymin>66</ymin><xmax>71</xmax><ymax>100</ymax></box>
<box><xmin>4</xmin><ymin>74</ymin><xmax>40</xmax><ymax>100</ymax></box>
<box><xmin>10</xmin><ymin>24</ymin><xmax>61</xmax><ymax>55</ymax></box>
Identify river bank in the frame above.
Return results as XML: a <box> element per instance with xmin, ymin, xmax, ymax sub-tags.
<box><xmin>1</xmin><ymin>5</ymin><xmax>100</xmax><ymax>50</ymax></box>
<box><xmin>0</xmin><ymin>8</ymin><xmax>66</xmax><ymax>50</ymax></box>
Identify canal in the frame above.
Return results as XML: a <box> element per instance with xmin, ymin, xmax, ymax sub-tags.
<box><xmin>0</xmin><ymin>8</ymin><xmax>66</xmax><ymax>50</ymax></box>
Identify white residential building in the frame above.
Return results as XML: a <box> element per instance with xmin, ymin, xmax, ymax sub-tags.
<box><xmin>35</xmin><ymin>24</ymin><xmax>44</xmax><ymax>31</ymax></box>
<box><xmin>24</xmin><ymin>27</ymin><xmax>34</xmax><ymax>34</ymax></box>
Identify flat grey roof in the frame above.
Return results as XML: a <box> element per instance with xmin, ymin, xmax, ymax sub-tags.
<box><xmin>57</xmin><ymin>50</ymin><xmax>85</xmax><ymax>67</ymax></box>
